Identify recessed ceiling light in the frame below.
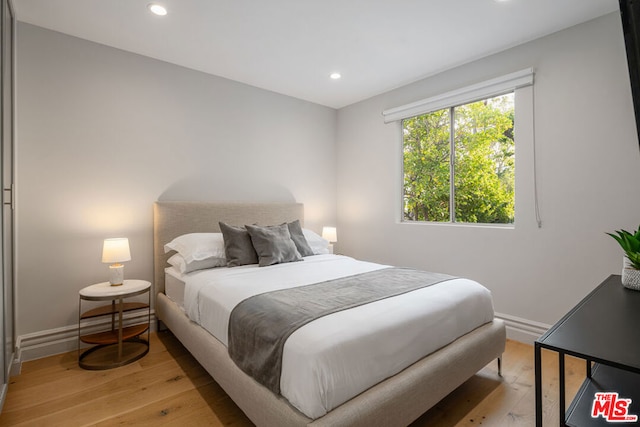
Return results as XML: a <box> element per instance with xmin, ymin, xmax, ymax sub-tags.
<box><xmin>148</xmin><ymin>3</ymin><xmax>167</xmax><ymax>16</ymax></box>
<box><xmin>330</xmin><ymin>72</ymin><xmax>341</xmax><ymax>80</ymax></box>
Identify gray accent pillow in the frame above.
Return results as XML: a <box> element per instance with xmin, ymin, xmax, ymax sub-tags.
<box><xmin>245</xmin><ymin>223</ymin><xmax>303</xmax><ymax>267</ymax></box>
<box><xmin>219</xmin><ymin>222</ymin><xmax>259</xmax><ymax>267</ymax></box>
<box><xmin>287</xmin><ymin>220</ymin><xmax>314</xmax><ymax>257</ymax></box>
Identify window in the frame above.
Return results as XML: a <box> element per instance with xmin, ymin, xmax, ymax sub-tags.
<box><xmin>383</xmin><ymin>69</ymin><xmax>533</xmax><ymax>225</ymax></box>
<box><xmin>402</xmin><ymin>93</ymin><xmax>515</xmax><ymax>224</ymax></box>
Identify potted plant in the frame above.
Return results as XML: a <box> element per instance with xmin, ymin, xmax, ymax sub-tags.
<box><xmin>607</xmin><ymin>226</ymin><xmax>640</xmax><ymax>290</ymax></box>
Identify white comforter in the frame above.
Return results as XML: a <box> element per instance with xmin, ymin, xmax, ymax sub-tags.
<box><xmin>182</xmin><ymin>254</ymin><xmax>495</xmax><ymax>419</ymax></box>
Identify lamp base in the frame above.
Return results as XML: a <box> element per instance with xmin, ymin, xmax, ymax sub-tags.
<box><xmin>109</xmin><ymin>264</ymin><xmax>124</xmax><ymax>286</ymax></box>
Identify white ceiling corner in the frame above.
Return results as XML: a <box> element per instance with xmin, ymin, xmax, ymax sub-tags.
<box><xmin>12</xmin><ymin>0</ymin><xmax>619</xmax><ymax>109</ymax></box>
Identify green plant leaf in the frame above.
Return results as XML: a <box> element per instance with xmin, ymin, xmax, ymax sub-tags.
<box><xmin>608</xmin><ymin>227</ymin><xmax>640</xmax><ymax>270</ymax></box>
<box><xmin>626</xmin><ymin>253</ymin><xmax>640</xmax><ymax>270</ymax></box>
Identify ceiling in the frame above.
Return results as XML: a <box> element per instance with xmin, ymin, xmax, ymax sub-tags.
<box><xmin>13</xmin><ymin>0</ymin><xmax>619</xmax><ymax>109</ymax></box>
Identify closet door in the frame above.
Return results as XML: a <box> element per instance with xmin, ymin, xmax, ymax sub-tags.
<box><xmin>0</xmin><ymin>0</ymin><xmax>14</xmax><ymax>408</ymax></box>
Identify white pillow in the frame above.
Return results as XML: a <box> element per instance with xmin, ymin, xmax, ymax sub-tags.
<box><xmin>164</xmin><ymin>233</ymin><xmax>226</xmax><ymax>263</ymax></box>
<box><xmin>302</xmin><ymin>229</ymin><xmax>330</xmax><ymax>255</ymax></box>
<box><xmin>167</xmin><ymin>253</ymin><xmax>226</xmax><ymax>274</ymax></box>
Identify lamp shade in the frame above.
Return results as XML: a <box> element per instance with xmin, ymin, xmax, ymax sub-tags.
<box><xmin>322</xmin><ymin>227</ymin><xmax>337</xmax><ymax>243</ymax></box>
<box><xmin>102</xmin><ymin>238</ymin><xmax>131</xmax><ymax>264</ymax></box>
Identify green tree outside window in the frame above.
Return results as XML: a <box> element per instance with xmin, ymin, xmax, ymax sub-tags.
<box><xmin>403</xmin><ymin>93</ymin><xmax>515</xmax><ymax>224</ymax></box>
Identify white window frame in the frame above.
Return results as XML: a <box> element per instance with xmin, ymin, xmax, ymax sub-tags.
<box><xmin>384</xmin><ymin>69</ymin><xmax>534</xmax><ymax>225</ymax></box>
<box><xmin>383</xmin><ymin>68</ymin><xmax>533</xmax><ymax>123</ymax></box>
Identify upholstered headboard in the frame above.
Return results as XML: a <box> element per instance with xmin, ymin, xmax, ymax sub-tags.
<box><xmin>153</xmin><ymin>201</ymin><xmax>304</xmax><ymax>294</ymax></box>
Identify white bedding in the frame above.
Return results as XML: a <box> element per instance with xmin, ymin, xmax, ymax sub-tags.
<box><xmin>178</xmin><ymin>254</ymin><xmax>495</xmax><ymax>419</ymax></box>
<box><xmin>164</xmin><ymin>267</ymin><xmax>186</xmax><ymax>308</ymax></box>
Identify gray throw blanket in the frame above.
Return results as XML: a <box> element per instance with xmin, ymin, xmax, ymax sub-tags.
<box><xmin>228</xmin><ymin>267</ymin><xmax>454</xmax><ymax>394</ymax></box>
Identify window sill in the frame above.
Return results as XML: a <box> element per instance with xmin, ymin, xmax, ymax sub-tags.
<box><xmin>398</xmin><ymin>220</ymin><xmax>515</xmax><ymax>230</ymax></box>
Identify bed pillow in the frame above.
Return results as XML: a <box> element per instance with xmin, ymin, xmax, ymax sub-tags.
<box><xmin>167</xmin><ymin>253</ymin><xmax>226</xmax><ymax>274</ymax></box>
<box><xmin>219</xmin><ymin>222</ymin><xmax>259</xmax><ymax>267</ymax></box>
<box><xmin>302</xmin><ymin>228</ymin><xmax>330</xmax><ymax>255</ymax></box>
<box><xmin>287</xmin><ymin>220</ymin><xmax>314</xmax><ymax>257</ymax></box>
<box><xmin>164</xmin><ymin>233</ymin><xmax>226</xmax><ymax>263</ymax></box>
<box><xmin>246</xmin><ymin>223</ymin><xmax>303</xmax><ymax>267</ymax></box>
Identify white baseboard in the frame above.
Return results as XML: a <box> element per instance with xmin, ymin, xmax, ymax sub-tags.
<box><xmin>14</xmin><ymin>310</ymin><xmax>156</xmax><ymax>373</ymax></box>
<box><xmin>495</xmin><ymin>312</ymin><xmax>550</xmax><ymax>345</ymax></box>
<box><xmin>12</xmin><ymin>310</ymin><xmax>546</xmax><ymax>373</ymax></box>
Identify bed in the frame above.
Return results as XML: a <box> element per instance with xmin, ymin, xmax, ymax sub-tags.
<box><xmin>153</xmin><ymin>201</ymin><xmax>506</xmax><ymax>427</ymax></box>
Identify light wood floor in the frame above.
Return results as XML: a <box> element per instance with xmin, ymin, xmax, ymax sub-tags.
<box><xmin>0</xmin><ymin>331</ymin><xmax>585</xmax><ymax>426</ymax></box>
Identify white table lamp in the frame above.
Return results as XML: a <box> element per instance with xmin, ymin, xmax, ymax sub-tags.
<box><xmin>102</xmin><ymin>238</ymin><xmax>131</xmax><ymax>286</ymax></box>
<box><xmin>322</xmin><ymin>226</ymin><xmax>337</xmax><ymax>254</ymax></box>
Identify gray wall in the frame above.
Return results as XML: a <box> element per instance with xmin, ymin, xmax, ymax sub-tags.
<box><xmin>16</xmin><ymin>23</ymin><xmax>337</xmax><ymax>336</ymax></box>
<box><xmin>336</xmin><ymin>12</ymin><xmax>640</xmax><ymax>328</ymax></box>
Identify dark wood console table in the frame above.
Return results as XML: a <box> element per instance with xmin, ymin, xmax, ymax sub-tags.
<box><xmin>535</xmin><ymin>275</ymin><xmax>640</xmax><ymax>426</ymax></box>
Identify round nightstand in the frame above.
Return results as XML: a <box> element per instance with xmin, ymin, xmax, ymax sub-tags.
<box><xmin>78</xmin><ymin>279</ymin><xmax>151</xmax><ymax>370</ymax></box>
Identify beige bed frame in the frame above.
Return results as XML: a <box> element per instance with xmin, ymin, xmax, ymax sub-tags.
<box><xmin>153</xmin><ymin>201</ymin><xmax>506</xmax><ymax>427</ymax></box>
